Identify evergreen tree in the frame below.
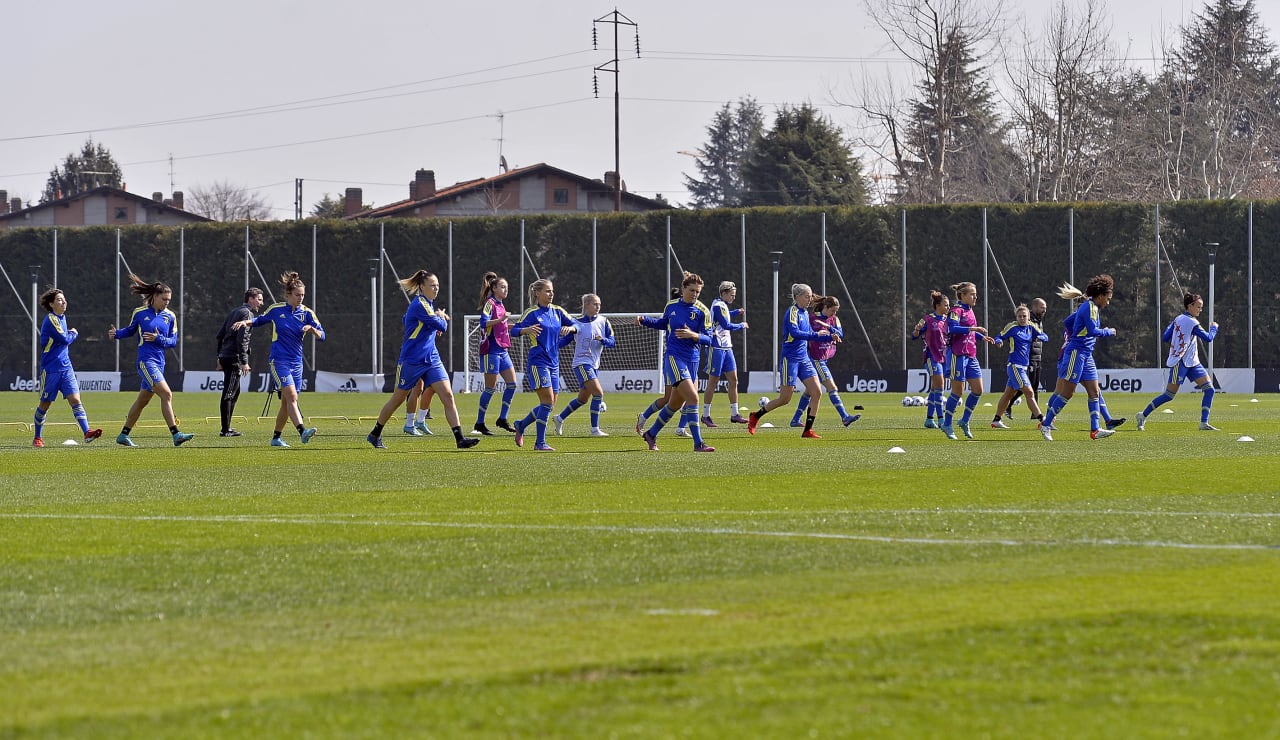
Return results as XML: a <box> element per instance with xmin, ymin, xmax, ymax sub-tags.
<box><xmin>740</xmin><ymin>104</ymin><xmax>868</xmax><ymax>207</ymax></box>
<box><xmin>903</xmin><ymin>29</ymin><xmax>1017</xmax><ymax>202</ymax></box>
<box><xmin>43</xmin><ymin>139</ymin><xmax>123</xmax><ymax>202</ymax></box>
<box><xmin>683</xmin><ymin>97</ymin><xmax>764</xmax><ymax>208</ymax></box>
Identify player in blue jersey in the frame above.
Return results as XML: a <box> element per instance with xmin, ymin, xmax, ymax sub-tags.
<box><xmin>701</xmin><ymin>280</ymin><xmax>749</xmax><ymax>426</ymax></box>
<box><xmin>231</xmin><ymin>271</ymin><xmax>323</xmax><ymax>447</ymax></box>
<box><xmin>748</xmin><ymin>283</ymin><xmax>834</xmax><ymax>439</ymax></box>
<box><xmin>1038</xmin><ymin>275</ymin><xmax>1117</xmax><ymax>441</ymax></box>
<box><xmin>990</xmin><ymin>303</ymin><xmax>1048</xmax><ymax>427</ymax></box>
<box><xmin>788</xmin><ymin>295</ymin><xmax>861</xmax><ymax>428</ymax></box>
<box><xmin>365</xmin><ymin>270</ymin><xmax>479</xmax><ymax>450</ymax></box>
<box><xmin>552</xmin><ymin>293</ymin><xmax>616</xmax><ymax>437</ymax></box>
<box><xmin>108</xmin><ymin>274</ymin><xmax>194</xmax><ymax>447</ymax></box>
<box><xmin>509</xmin><ymin>279</ymin><xmax>578</xmax><ymax>451</ymax></box>
<box><xmin>474</xmin><ymin>271</ymin><xmax>518</xmax><ymax>436</ymax></box>
<box><xmin>32</xmin><ymin>288</ymin><xmax>103</xmax><ymax>447</ymax></box>
<box><xmin>1136</xmin><ymin>291</ymin><xmax>1220</xmax><ymax>431</ymax></box>
<box><xmin>635</xmin><ymin>272</ymin><xmax>715</xmax><ymax>452</ymax></box>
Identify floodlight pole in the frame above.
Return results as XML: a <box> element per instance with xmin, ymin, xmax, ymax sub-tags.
<box><xmin>1205</xmin><ymin>243</ymin><xmax>1218</xmax><ymax>375</ymax></box>
<box><xmin>770</xmin><ymin>251</ymin><xmax>783</xmax><ymax>390</ymax></box>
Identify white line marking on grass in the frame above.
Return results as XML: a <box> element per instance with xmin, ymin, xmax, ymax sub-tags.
<box><xmin>2</xmin><ymin>513</ymin><xmax>1277</xmax><ymax>551</ymax></box>
<box><xmin>645</xmin><ymin>608</ymin><xmax>719</xmax><ymax>616</ymax></box>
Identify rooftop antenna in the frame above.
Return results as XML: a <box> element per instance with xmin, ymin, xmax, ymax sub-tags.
<box><xmin>168</xmin><ymin>153</ymin><xmax>176</xmax><ymax>193</ymax></box>
<box><xmin>489</xmin><ymin>111</ymin><xmax>506</xmax><ymax>173</ymax></box>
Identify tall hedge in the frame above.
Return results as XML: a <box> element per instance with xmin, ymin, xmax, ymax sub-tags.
<box><xmin>1</xmin><ymin>201</ymin><xmax>1275</xmax><ymax>378</ymax></box>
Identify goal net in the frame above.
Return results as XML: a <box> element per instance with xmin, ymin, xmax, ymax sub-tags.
<box><xmin>461</xmin><ymin>312</ymin><xmax>664</xmax><ymax>393</ymax></box>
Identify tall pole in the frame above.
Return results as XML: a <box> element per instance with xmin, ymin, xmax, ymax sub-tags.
<box><xmin>448</xmin><ymin>221</ymin><xmax>454</xmax><ymax>372</ymax></box>
<box><xmin>820</xmin><ymin>212</ymin><xmax>827</xmax><ymax>296</ymax></box>
<box><xmin>1068</xmin><ymin>206</ymin><xmax>1075</xmax><ymax>287</ymax></box>
<box><xmin>593</xmin><ymin>10</ymin><xmax>639</xmax><ymax>213</ymax></box>
<box><xmin>311</xmin><ymin>224</ymin><xmax>317</xmax><ymax>369</ymax></box>
<box><xmin>115</xmin><ymin>229</ymin><xmax>121</xmax><ymax>373</ymax></box>
<box><xmin>770</xmin><ymin>251</ymin><xmax>782</xmax><ymax>390</ymax></box>
<box><xmin>1154</xmin><ymin>205</ymin><xmax>1162</xmax><ymax>368</ymax></box>
<box><xmin>294</xmin><ymin>178</ymin><xmax>303</xmax><ymax>221</ymax></box>
<box><xmin>592</xmin><ymin>217</ymin><xmax>598</xmax><ymax>294</ymax></box>
<box><xmin>1248</xmin><ymin>202</ymin><xmax>1254</xmax><ymax>368</ymax></box>
<box><xmin>368</xmin><ymin>260</ymin><xmax>379</xmax><ymax>393</ymax></box>
<box><xmin>30</xmin><ymin>266</ymin><xmax>38</xmax><ymax>385</ymax></box>
<box><xmin>900</xmin><ymin>209</ymin><xmax>907</xmax><ymax>369</ymax></box>
<box><xmin>179</xmin><ymin>228</ymin><xmax>185</xmax><ymax>371</ymax></box>
<box><xmin>740</xmin><ymin>213</ymin><xmax>747</xmax><ymax>380</ymax></box>
<box><xmin>1206</xmin><ymin>244</ymin><xmax>1218</xmax><ymax>375</ymax></box>
<box><xmin>52</xmin><ymin>229</ymin><xmax>58</xmax><ymax>287</ymax></box>
<box><xmin>981</xmin><ymin>208</ymin><xmax>989</xmax><ymax>369</ymax></box>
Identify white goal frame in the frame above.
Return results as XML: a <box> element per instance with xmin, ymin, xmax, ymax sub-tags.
<box><xmin>462</xmin><ymin>312</ymin><xmax>664</xmax><ymax>393</ymax></box>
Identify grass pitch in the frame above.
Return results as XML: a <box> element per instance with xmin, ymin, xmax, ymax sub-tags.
<box><xmin>1</xmin><ymin>389</ymin><xmax>1277</xmax><ymax>738</ymax></box>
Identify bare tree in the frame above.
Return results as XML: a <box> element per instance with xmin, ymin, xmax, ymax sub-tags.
<box><xmin>1005</xmin><ymin>0</ymin><xmax>1125</xmax><ymax>202</ymax></box>
<box><xmin>187</xmin><ymin>181</ymin><xmax>273</xmax><ymax>221</ymax></box>
<box><xmin>856</xmin><ymin>0</ymin><xmax>1010</xmax><ymax>203</ymax></box>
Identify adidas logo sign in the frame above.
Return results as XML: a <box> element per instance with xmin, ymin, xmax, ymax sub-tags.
<box><xmin>338</xmin><ymin>378</ymin><xmax>359</xmax><ymax>392</ymax></box>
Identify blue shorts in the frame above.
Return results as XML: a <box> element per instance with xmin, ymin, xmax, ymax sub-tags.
<box><xmin>528</xmin><ymin>363</ymin><xmax>560</xmax><ymax>392</ymax></box>
<box><xmin>1167</xmin><ymin>362</ymin><xmax>1208</xmax><ymax>386</ymax></box>
<box><xmin>396</xmin><ymin>360</ymin><xmax>448</xmax><ymax>391</ymax></box>
<box><xmin>780</xmin><ymin>355</ymin><xmax>818</xmax><ymax>388</ymax></box>
<box><xmin>1006</xmin><ymin>363</ymin><xmax>1031</xmax><ymax>389</ymax></box>
<box><xmin>662</xmin><ymin>353</ymin><xmax>697</xmax><ymax>387</ymax></box>
<box><xmin>481</xmin><ymin>350</ymin><xmax>513</xmax><ymax>375</ymax></box>
<box><xmin>572</xmin><ymin>364</ymin><xmax>599</xmax><ymax>386</ymax></box>
<box><xmin>270</xmin><ymin>359</ymin><xmax>304</xmax><ymax>390</ymax></box>
<box><xmin>814</xmin><ymin>359</ymin><xmax>834</xmax><ymax>385</ymax></box>
<box><xmin>1057</xmin><ymin>350</ymin><xmax>1097</xmax><ymax>384</ymax></box>
<box><xmin>925</xmin><ymin>357</ymin><xmax>944</xmax><ymax>378</ymax></box>
<box><xmin>138</xmin><ymin>359</ymin><xmax>167</xmax><ymax>392</ymax></box>
<box><xmin>945</xmin><ymin>352</ymin><xmax>983</xmax><ymax>382</ymax></box>
<box><xmin>39</xmin><ymin>367</ymin><xmax>80</xmax><ymax>403</ymax></box>
<box><xmin>706</xmin><ymin>347</ymin><xmax>737</xmax><ymax>376</ymax></box>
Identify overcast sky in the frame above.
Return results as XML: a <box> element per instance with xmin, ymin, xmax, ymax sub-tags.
<box><xmin>4</xmin><ymin>0</ymin><xmax>1277</xmax><ymax>216</ymax></box>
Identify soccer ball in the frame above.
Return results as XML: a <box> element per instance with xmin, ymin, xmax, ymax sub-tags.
<box><xmin>758</xmin><ymin>396</ymin><xmax>770</xmax><ymax>409</ymax></box>
<box><xmin>913</xmin><ymin>396</ymin><xmax>926</xmax><ymax>406</ymax></box>
<box><xmin>901</xmin><ymin>395</ymin><xmax>914</xmax><ymax>407</ymax></box>
<box><xmin>598</xmin><ymin>401</ymin><xmax>607</xmax><ymax>413</ymax></box>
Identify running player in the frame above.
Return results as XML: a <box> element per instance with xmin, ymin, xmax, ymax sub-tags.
<box><xmin>636</xmin><ymin>272</ymin><xmax>715</xmax><ymax>452</ymax></box>
<box><xmin>509</xmin><ymin>279</ymin><xmax>577</xmax><ymax>451</ymax></box>
<box><xmin>231</xmin><ymin>271</ymin><xmax>322</xmax><ymax>448</ymax></box>
<box><xmin>32</xmin><ymin>288</ymin><xmax>103</xmax><ymax>447</ymax></box>
<box><xmin>108</xmin><ymin>274</ymin><xmax>194</xmax><ymax>447</ymax></box>
<box><xmin>366</xmin><ymin>270</ymin><xmax>479</xmax><ymax>450</ymax></box>
<box><xmin>789</xmin><ymin>295</ymin><xmax>861</xmax><ymax>428</ymax></box>
<box><xmin>748</xmin><ymin>283</ymin><xmax>833</xmax><ymax>439</ymax></box>
<box><xmin>990</xmin><ymin>303</ymin><xmax>1048</xmax><ymax>427</ymax></box>
<box><xmin>553</xmin><ymin>293</ymin><xmax>615</xmax><ymax>437</ymax></box>
<box><xmin>1136</xmin><ymin>291</ymin><xmax>1220</xmax><ymax>431</ymax></box>
<box><xmin>1038</xmin><ymin>275</ymin><xmax>1118</xmax><ymax>441</ymax></box>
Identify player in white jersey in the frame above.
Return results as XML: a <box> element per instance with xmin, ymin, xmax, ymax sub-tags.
<box><xmin>701</xmin><ymin>281</ymin><xmax>749</xmax><ymax>426</ymax></box>
<box><xmin>1136</xmin><ymin>291</ymin><xmax>1220</xmax><ymax>431</ymax></box>
<box><xmin>553</xmin><ymin>293</ymin><xmax>616</xmax><ymax>437</ymax></box>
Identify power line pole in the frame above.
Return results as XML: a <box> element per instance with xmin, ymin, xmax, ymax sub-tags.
<box><xmin>294</xmin><ymin>178</ymin><xmax>303</xmax><ymax>220</ymax></box>
<box><xmin>593</xmin><ymin>9</ymin><xmax>639</xmax><ymax>212</ymax></box>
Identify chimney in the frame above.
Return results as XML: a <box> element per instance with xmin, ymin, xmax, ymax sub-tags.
<box><xmin>604</xmin><ymin>171</ymin><xmax>619</xmax><ymax>191</ymax></box>
<box><xmin>172</xmin><ymin>191</ymin><xmax>184</xmax><ymax>210</ymax></box>
<box><xmin>344</xmin><ymin>187</ymin><xmax>364</xmax><ymax>217</ymax></box>
<box><xmin>0</xmin><ymin>191</ymin><xmax>7</xmax><ymax>215</ymax></box>
<box><xmin>152</xmin><ymin>191</ymin><xmax>164</xmax><ymax>202</ymax></box>
<box><xmin>10</xmin><ymin>198</ymin><xmax>21</xmax><ymax>214</ymax></box>
<box><xmin>409</xmin><ymin>181</ymin><xmax>417</xmax><ymax>200</ymax></box>
<box><xmin>414</xmin><ymin>169</ymin><xmax>436</xmax><ymax>199</ymax></box>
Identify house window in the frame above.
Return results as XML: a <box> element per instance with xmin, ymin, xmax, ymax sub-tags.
<box><xmin>553</xmin><ymin>188</ymin><xmax>569</xmax><ymax>205</ymax></box>
<box><xmin>114</xmin><ymin>207</ymin><xmax>129</xmax><ymax>221</ymax></box>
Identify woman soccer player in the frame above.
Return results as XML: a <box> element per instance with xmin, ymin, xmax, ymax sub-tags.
<box><xmin>231</xmin><ymin>271</ymin><xmax>323</xmax><ymax>448</ymax></box>
<box><xmin>990</xmin><ymin>303</ymin><xmax>1048</xmax><ymax>427</ymax></box>
<box><xmin>474</xmin><ymin>271</ymin><xmax>518</xmax><ymax>436</ymax></box>
<box><xmin>509</xmin><ymin>279</ymin><xmax>577</xmax><ymax>451</ymax></box>
<box><xmin>910</xmin><ymin>290</ymin><xmax>950</xmax><ymax>428</ymax></box>
<box><xmin>32</xmin><ymin>288</ymin><xmax>103</xmax><ymax>447</ymax></box>
<box><xmin>788</xmin><ymin>295</ymin><xmax>861</xmax><ymax>428</ymax></box>
<box><xmin>940</xmin><ymin>282</ymin><xmax>996</xmax><ymax>440</ymax></box>
<box><xmin>366</xmin><ymin>271</ymin><xmax>479</xmax><ymax>450</ymax></box>
<box><xmin>702</xmin><ymin>281</ymin><xmax>749</xmax><ymax>426</ymax></box>
<box><xmin>553</xmin><ymin>293</ymin><xmax>616</xmax><ymax>437</ymax></box>
<box><xmin>1136</xmin><ymin>291</ymin><xmax>1220</xmax><ymax>431</ymax></box>
<box><xmin>636</xmin><ymin>272</ymin><xmax>715</xmax><ymax>452</ymax></box>
<box><xmin>1038</xmin><ymin>275</ymin><xmax>1118</xmax><ymax>441</ymax></box>
<box><xmin>108</xmin><ymin>274</ymin><xmax>194</xmax><ymax>447</ymax></box>
<box><xmin>748</xmin><ymin>283</ymin><xmax>833</xmax><ymax>439</ymax></box>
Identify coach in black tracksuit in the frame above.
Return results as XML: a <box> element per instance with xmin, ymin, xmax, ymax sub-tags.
<box><xmin>215</xmin><ymin>288</ymin><xmax>264</xmax><ymax>436</ymax></box>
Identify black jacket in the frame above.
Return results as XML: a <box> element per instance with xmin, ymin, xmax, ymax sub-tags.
<box><xmin>216</xmin><ymin>304</ymin><xmax>254</xmax><ymax>365</ymax></box>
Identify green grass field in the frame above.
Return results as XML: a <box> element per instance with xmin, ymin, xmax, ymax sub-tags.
<box><xmin>1</xmin><ymin>389</ymin><xmax>1277</xmax><ymax>738</ymax></box>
